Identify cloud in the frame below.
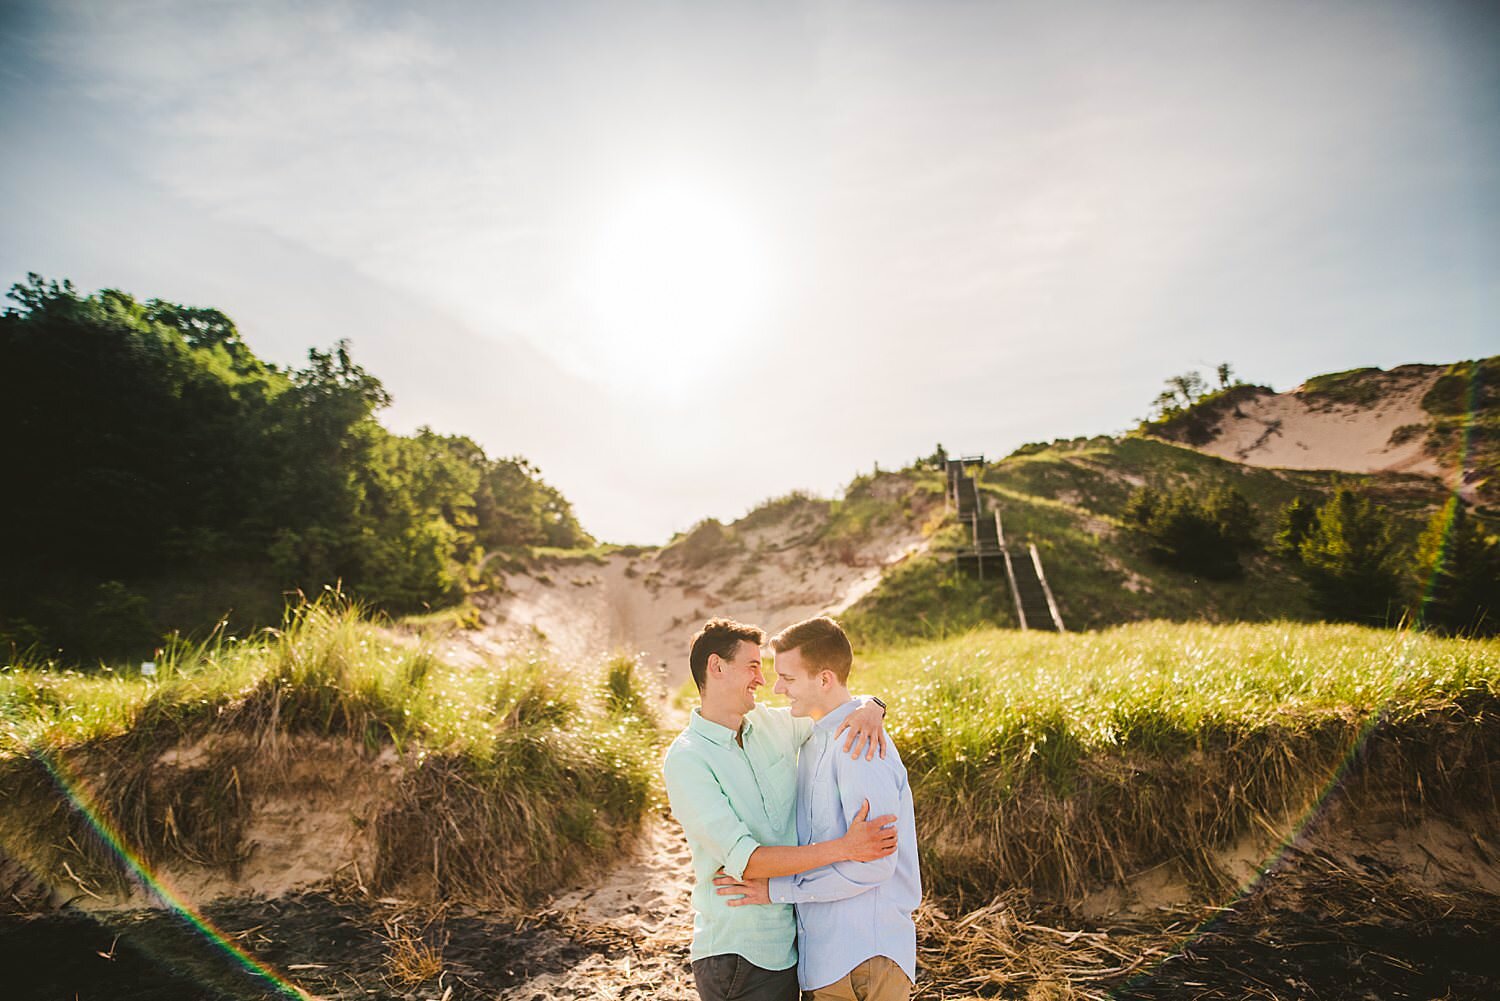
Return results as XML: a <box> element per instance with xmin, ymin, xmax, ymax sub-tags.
<box><xmin>9</xmin><ymin>0</ymin><xmax>1498</xmax><ymax>541</ymax></box>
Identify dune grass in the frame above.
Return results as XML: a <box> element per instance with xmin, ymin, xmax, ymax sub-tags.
<box><xmin>0</xmin><ymin>597</ymin><xmax>663</xmax><ymax>904</ymax></box>
<box><xmin>851</xmin><ymin>621</ymin><xmax>1500</xmax><ymax>902</ymax></box>
<box><xmin>862</xmin><ymin>621</ymin><xmax>1499</xmax><ymax>773</ymax></box>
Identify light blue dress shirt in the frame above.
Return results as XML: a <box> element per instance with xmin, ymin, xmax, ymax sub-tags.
<box><xmin>768</xmin><ymin>698</ymin><xmax>921</xmax><ymax>991</ymax></box>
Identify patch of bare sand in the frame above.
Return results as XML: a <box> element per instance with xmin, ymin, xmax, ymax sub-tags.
<box><xmin>440</xmin><ymin>505</ymin><xmax>934</xmax><ymax>689</ymax></box>
<box><xmin>0</xmin><ymin>738</ymin><xmax>404</xmax><ymax>913</ymax></box>
<box><xmin>1195</xmin><ymin>369</ymin><xmax>1447</xmax><ymax>478</ymax></box>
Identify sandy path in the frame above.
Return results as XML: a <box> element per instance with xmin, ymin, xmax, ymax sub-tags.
<box><xmin>497</xmin><ymin>816</ymin><xmax>699</xmax><ymax>1000</ymax></box>
<box><xmin>437</xmin><ymin>494</ymin><xmax>934</xmax><ymax>689</ymax></box>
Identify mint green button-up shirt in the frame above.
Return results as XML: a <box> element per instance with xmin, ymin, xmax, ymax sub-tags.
<box><xmin>663</xmin><ymin>704</ymin><xmax>813</xmax><ymax>970</ymax></box>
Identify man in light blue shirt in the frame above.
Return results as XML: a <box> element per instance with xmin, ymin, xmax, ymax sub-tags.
<box><xmin>715</xmin><ymin>616</ymin><xmax>920</xmax><ymax>1000</ymax></box>
<box><xmin>663</xmin><ymin>618</ymin><xmax>897</xmax><ymax>1001</ymax></box>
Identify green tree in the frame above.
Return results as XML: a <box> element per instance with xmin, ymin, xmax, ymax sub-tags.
<box><xmin>1273</xmin><ymin>497</ymin><xmax>1319</xmax><ymax>558</ymax></box>
<box><xmin>1</xmin><ymin>275</ymin><xmax>593</xmax><ymax>661</ymax></box>
<box><xmin>1123</xmin><ymin>486</ymin><xmax>1163</xmax><ymax>528</ymax></box>
<box><xmin>915</xmin><ymin>443</ymin><xmax>949</xmax><ymax>470</ymax></box>
<box><xmin>1145</xmin><ymin>362</ymin><xmax>1243</xmax><ymax>422</ymax></box>
<box><xmin>1412</xmin><ymin>497</ymin><xmax>1500</xmax><ymax>635</ymax></box>
<box><xmin>1299</xmin><ymin>488</ymin><xmax>1404</xmax><ymax>624</ymax></box>
<box><xmin>475</xmin><ymin>457</ymin><xmax>592</xmax><ymax>551</ymax></box>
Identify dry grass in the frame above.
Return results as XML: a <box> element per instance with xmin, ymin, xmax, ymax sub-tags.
<box><xmin>0</xmin><ymin>596</ymin><xmax>665</xmax><ymax>906</ymax></box>
<box><xmin>915</xmin><ymin>894</ymin><xmax>1156</xmax><ymax>999</ymax></box>
<box><xmin>381</xmin><ymin>914</ymin><xmax>446</xmax><ymax>987</ymax></box>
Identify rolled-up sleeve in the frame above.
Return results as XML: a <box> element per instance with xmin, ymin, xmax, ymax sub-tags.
<box><xmin>663</xmin><ymin>749</ymin><xmax>763</xmax><ymax>881</ymax></box>
<box><xmin>766</xmin><ymin>753</ymin><xmax>901</xmax><ymax>903</ymax></box>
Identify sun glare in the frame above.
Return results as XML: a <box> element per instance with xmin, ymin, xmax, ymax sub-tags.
<box><xmin>583</xmin><ymin>179</ymin><xmax>765</xmax><ymax>388</ymax></box>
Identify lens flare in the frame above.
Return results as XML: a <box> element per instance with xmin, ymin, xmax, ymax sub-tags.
<box><xmin>32</xmin><ymin>750</ymin><xmax>309</xmax><ymax>1000</ymax></box>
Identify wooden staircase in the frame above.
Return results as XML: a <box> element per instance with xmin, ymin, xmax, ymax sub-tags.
<box><xmin>946</xmin><ymin>457</ymin><xmax>1064</xmax><ymax>632</ymax></box>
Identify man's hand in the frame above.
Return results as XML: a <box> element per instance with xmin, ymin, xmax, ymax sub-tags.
<box><xmin>838</xmin><ymin>799</ymin><xmax>898</xmax><ymax>862</ymax></box>
<box><xmin>836</xmin><ymin>700</ymin><xmax>888</xmax><ymax>760</ymax></box>
<box><xmin>713</xmin><ymin>869</ymin><xmax>772</xmax><ymax>907</ymax></box>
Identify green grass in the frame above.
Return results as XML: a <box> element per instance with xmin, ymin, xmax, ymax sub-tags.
<box><xmin>0</xmin><ymin>597</ymin><xmax>663</xmax><ymax>903</ymax></box>
<box><xmin>1300</xmin><ymin>367</ymin><xmax>1385</xmax><ymax>406</ymax></box>
<box><xmin>853</xmin><ymin>620</ymin><xmax>1500</xmax><ymax>901</ymax></box>
<box><xmin>863</xmin><ymin>621</ymin><xmax>1498</xmax><ymax>771</ymax></box>
<box><xmin>843</xmin><ymin>556</ymin><xmax>1019</xmax><ymax>645</ymax></box>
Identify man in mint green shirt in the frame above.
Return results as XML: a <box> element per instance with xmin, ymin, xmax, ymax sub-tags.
<box><xmin>663</xmin><ymin>618</ymin><xmax>896</xmax><ymax>1001</ymax></box>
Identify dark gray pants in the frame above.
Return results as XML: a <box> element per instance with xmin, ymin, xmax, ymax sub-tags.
<box><xmin>691</xmin><ymin>954</ymin><xmax>799</xmax><ymax>1001</ymax></box>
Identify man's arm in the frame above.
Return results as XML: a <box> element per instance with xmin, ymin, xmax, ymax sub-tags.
<box><xmin>761</xmin><ymin>697</ymin><xmax>889</xmax><ymax>759</ymax></box>
<box><xmin>764</xmin><ymin>755</ymin><xmax>903</xmax><ymax>904</ymax></box>
<box><xmin>737</xmin><ymin>800</ymin><xmax>896</xmax><ymax>878</ymax></box>
<box><xmin>662</xmin><ymin>750</ymin><xmax>765</xmax><ymax>881</ymax></box>
<box><xmin>836</xmin><ymin>696</ymin><xmax>889</xmax><ymax>760</ymax></box>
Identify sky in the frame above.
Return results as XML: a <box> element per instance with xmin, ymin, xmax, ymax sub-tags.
<box><xmin>3</xmin><ymin>0</ymin><xmax>1498</xmax><ymax>543</ymax></box>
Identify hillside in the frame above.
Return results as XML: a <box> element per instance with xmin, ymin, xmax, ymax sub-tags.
<box><xmin>436</xmin><ymin>474</ymin><xmax>945</xmax><ymax>685</ymax></box>
<box><xmin>435</xmin><ymin>430</ymin><xmax>1457</xmax><ymax>668</ymax></box>
<box><xmin>1144</xmin><ymin>357</ymin><xmax>1498</xmax><ymax>511</ymax></box>
<box><xmin>838</xmin><ymin>434</ymin><xmax>1450</xmax><ymax>639</ymax></box>
<box><xmin>843</xmin><ymin>358</ymin><xmax>1498</xmax><ymax>641</ymax></box>
<box><xmin>408</xmin><ymin>357</ymin><xmax>1494</xmax><ymax>671</ymax></box>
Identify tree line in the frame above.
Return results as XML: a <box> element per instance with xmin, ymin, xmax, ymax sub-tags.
<box><xmin>0</xmin><ymin>275</ymin><xmax>591</xmax><ymax>662</ymax></box>
<box><xmin>1124</xmin><ymin>482</ymin><xmax>1499</xmax><ymax>633</ymax></box>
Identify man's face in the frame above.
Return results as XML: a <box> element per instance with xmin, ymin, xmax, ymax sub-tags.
<box><xmin>711</xmin><ymin>640</ymin><xmax>765</xmax><ymax>714</ymax></box>
<box><xmin>771</xmin><ymin>647</ymin><xmax>824</xmax><ymax>717</ymax></box>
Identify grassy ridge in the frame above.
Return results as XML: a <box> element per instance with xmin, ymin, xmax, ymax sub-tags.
<box><xmin>841</xmin><ymin>436</ymin><xmax>1448</xmax><ymax>642</ymax></box>
<box><xmin>854</xmin><ymin>621</ymin><xmax>1500</xmax><ymax>901</ymax></box>
<box><xmin>0</xmin><ymin>598</ymin><xmax>661</xmax><ymax>904</ymax></box>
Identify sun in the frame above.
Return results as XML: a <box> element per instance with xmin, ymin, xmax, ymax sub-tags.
<box><xmin>583</xmin><ymin>178</ymin><xmax>765</xmax><ymax>389</ymax></box>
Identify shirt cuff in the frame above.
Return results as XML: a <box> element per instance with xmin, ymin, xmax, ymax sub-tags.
<box><xmin>722</xmin><ymin>834</ymin><xmax>761</xmax><ymax>882</ymax></box>
<box><xmin>768</xmin><ymin>874</ymin><xmax>794</xmax><ymax>904</ymax></box>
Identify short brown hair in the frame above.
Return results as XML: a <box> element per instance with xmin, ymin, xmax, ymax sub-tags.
<box><xmin>689</xmin><ymin>618</ymin><xmax>766</xmax><ymax>693</ymax></box>
<box><xmin>770</xmin><ymin>616</ymin><xmax>853</xmax><ymax>683</ymax></box>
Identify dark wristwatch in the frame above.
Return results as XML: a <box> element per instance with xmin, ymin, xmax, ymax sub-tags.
<box><xmin>869</xmin><ymin>696</ymin><xmax>887</xmax><ymax>716</ymax></box>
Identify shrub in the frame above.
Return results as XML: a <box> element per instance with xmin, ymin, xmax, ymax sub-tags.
<box><xmin>1123</xmin><ymin>485</ymin><xmax>1257</xmax><ymax>579</ymax></box>
<box><xmin>1299</xmin><ymin>488</ymin><xmax>1405</xmax><ymax>624</ymax></box>
<box><xmin>1300</xmin><ymin>367</ymin><xmax>1383</xmax><ymax>406</ymax></box>
<box><xmin>1273</xmin><ymin>496</ymin><xmax>1319</xmax><ymax>558</ymax></box>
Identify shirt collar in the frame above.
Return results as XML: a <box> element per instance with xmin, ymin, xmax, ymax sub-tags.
<box><xmin>689</xmin><ymin>706</ymin><xmax>751</xmax><ymax>746</ymax></box>
<box><xmin>812</xmin><ymin>698</ymin><xmax>861</xmax><ymax>735</ymax></box>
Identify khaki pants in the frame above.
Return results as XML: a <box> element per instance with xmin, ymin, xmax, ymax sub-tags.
<box><xmin>805</xmin><ymin>955</ymin><xmax>911</xmax><ymax>1001</ymax></box>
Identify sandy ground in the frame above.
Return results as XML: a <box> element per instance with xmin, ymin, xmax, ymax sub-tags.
<box><xmin>436</xmin><ymin>497</ymin><xmax>933</xmax><ymax>689</ymax></box>
<box><xmin>1194</xmin><ymin>369</ymin><xmax>1446</xmax><ymax>478</ymax></box>
<box><xmin>497</xmin><ymin>814</ymin><xmax>700</xmax><ymax>1001</ymax></box>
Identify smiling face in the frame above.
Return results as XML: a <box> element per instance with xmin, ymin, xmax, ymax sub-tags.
<box><xmin>709</xmin><ymin>639</ymin><xmax>765</xmax><ymax>717</ymax></box>
<box><xmin>772</xmin><ymin>646</ymin><xmax>831</xmax><ymax>718</ymax></box>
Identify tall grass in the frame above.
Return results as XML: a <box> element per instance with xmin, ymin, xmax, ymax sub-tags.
<box><xmin>854</xmin><ymin>621</ymin><xmax>1500</xmax><ymax>903</ymax></box>
<box><xmin>0</xmin><ymin>597</ymin><xmax>663</xmax><ymax>904</ymax></box>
